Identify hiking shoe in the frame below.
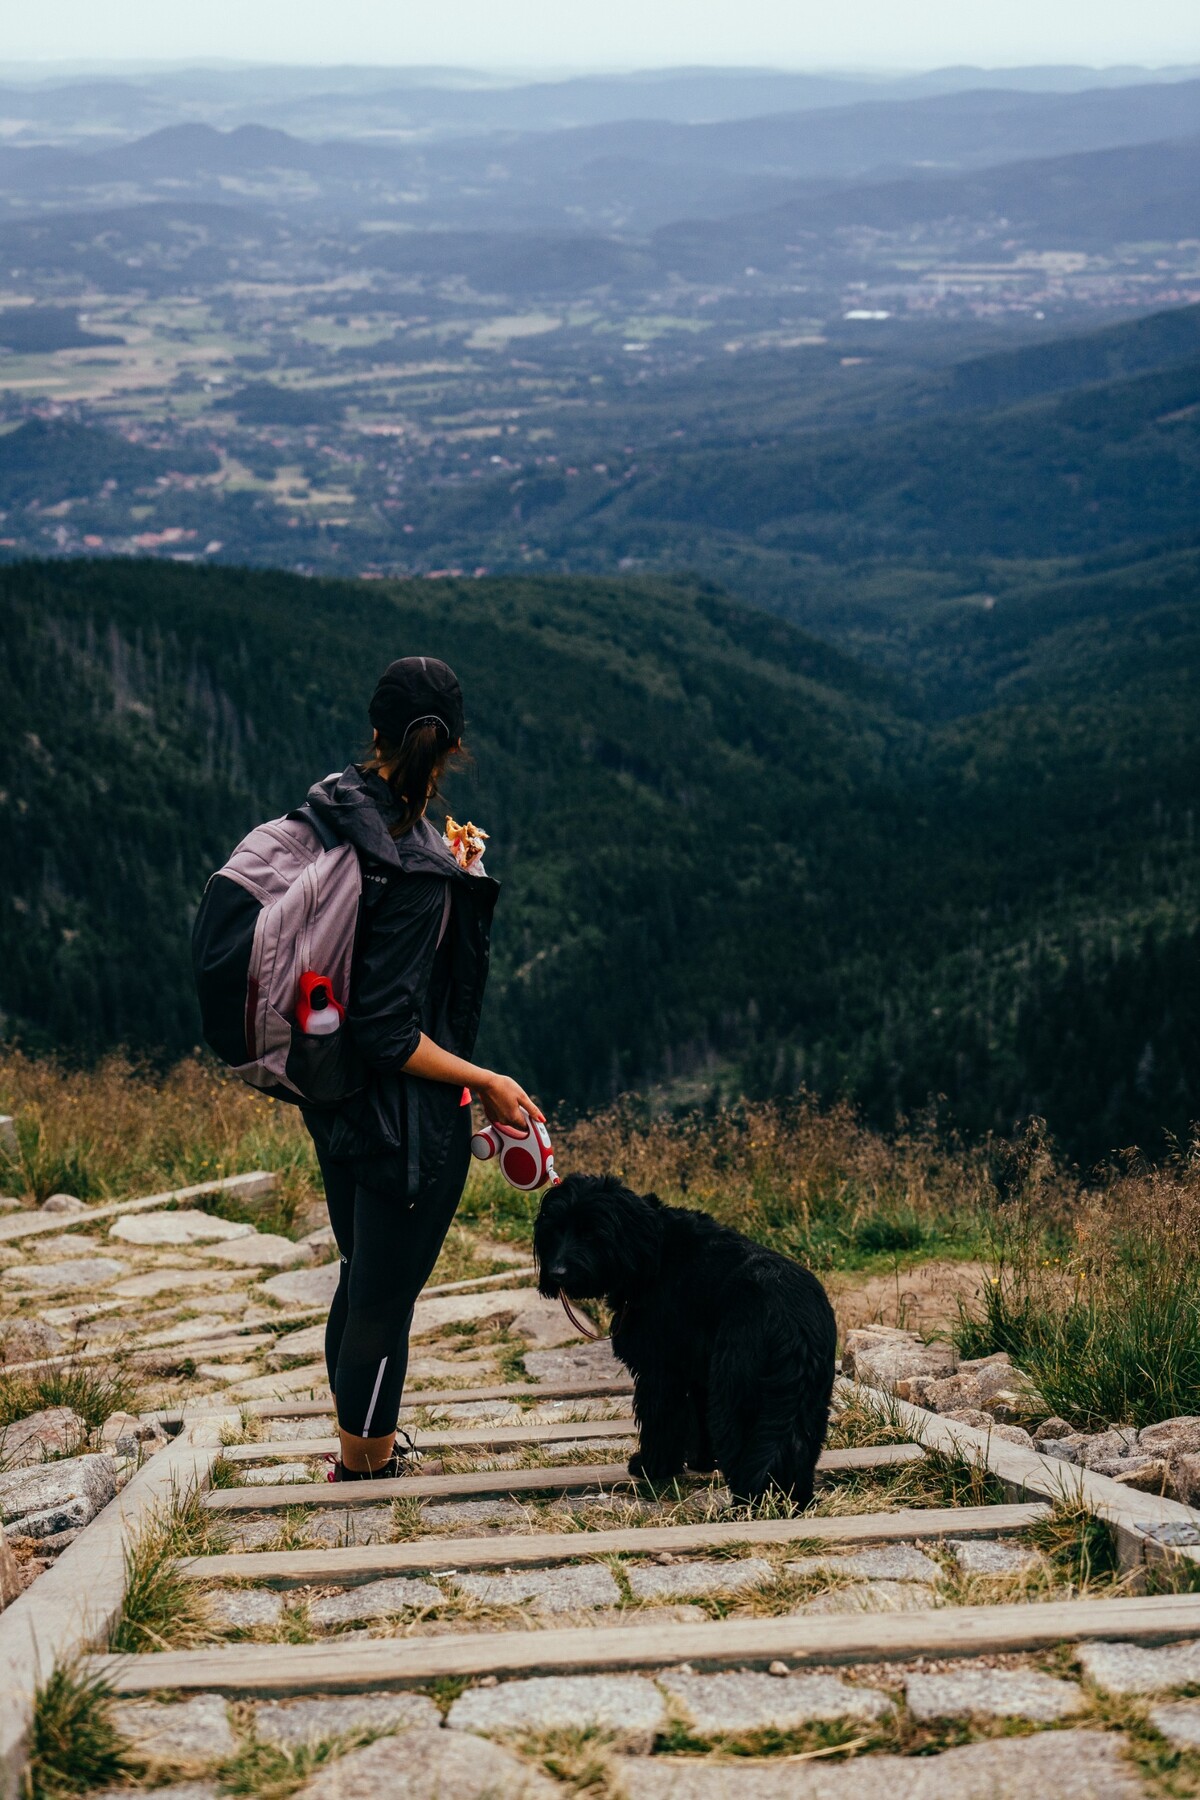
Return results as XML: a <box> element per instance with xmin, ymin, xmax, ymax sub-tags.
<box><xmin>325</xmin><ymin>1430</ymin><xmax>422</xmax><ymax>1482</ymax></box>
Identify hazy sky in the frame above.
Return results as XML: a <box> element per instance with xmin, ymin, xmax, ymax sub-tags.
<box><xmin>7</xmin><ymin>0</ymin><xmax>1200</xmax><ymax>72</ymax></box>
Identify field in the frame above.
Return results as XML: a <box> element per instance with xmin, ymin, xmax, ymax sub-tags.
<box><xmin>4</xmin><ymin>1050</ymin><xmax>1199</xmax><ymax>1434</ymax></box>
<box><xmin>5</xmin><ymin>1054</ymin><xmax>1200</xmax><ymax>1800</ymax></box>
<box><xmin>1</xmin><ymin>68</ymin><xmax>1199</xmax><ymax>580</ymax></box>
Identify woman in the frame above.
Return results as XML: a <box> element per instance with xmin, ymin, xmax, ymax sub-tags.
<box><xmin>302</xmin><ymin>654</ymin><xmax>541</xmax><ymax>1480</ymax></box>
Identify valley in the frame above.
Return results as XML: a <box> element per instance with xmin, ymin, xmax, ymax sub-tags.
<box><xmin>0</xmin><ymin>60</ymin><xmax>1197</xmax><ymax>1163</ymax></box>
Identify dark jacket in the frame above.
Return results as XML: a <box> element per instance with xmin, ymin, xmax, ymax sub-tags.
<box><xmin>303</xmin><ymin>763</ymin><xmax>498</xmax><ymax>1194</ymax></box>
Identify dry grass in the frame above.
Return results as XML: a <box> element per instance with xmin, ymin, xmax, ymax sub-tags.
<box><xmin>1026</xmin><ymin>1497</ymin><xmax>1123</xmax><ymax>1590</ymax></box>
<box><xmin>0</xmin><ymin>1049</ymin><xmax>318</xmax><ymax>1225</ymax></box>
<box><xmin>10</xmin><ymin>1048</ymin><xmax>1200</xmax><ymax>1435</ymax></box>
<box><xmin>572</xmin><ymin>1095</ymin><xmax>1008</xmax><ymax>1272</ymax></box>
<box><xmin>519</xmin><ymin>1728</ymin><xmax>623</xmax><ymax>1797</ymax></box>
<box><xmin>810</xmin><ymin>1440</ymin><xmax>1005</xmax><ymax>1518</ymax></box>
<box><xmin>462</xmin><ymin>1093</ymin><xmax>999</xmax><ymax>1272</ymax></box>
<box><xmin>826</xmin><ymin>1388</ymin><xmax>916</xmax><ymax>1451</ymax></box>
<box><xmin>220</xmin><ymin>1411</ymin><xmax>266</xmax><ymax>1448</ymax></box>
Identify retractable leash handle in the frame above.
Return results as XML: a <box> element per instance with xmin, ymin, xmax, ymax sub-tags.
<box><xmin>467</xmin><ymin>1107</ymin><xmax>603</xmax><ymax>1334</ymax></box>
<box><xmin>470</xmin><ymin>1108</ymin><xmax>558</xmax><ymax>1190</ymax></box>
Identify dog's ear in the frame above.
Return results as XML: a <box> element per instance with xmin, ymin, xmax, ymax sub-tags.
<box><xmin>611</xmin><ymin>1185</ymin><xmax>666</xmax><ymax>1282</ymax></box>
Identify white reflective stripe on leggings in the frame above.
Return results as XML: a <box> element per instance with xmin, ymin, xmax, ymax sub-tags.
<box><xmin>361</xmin><ymin>1357</ymin><xmax>388</xmax><ymax>1437</ymax></box>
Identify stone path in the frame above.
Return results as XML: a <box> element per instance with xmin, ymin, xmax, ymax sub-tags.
<box><xmin>5</xmin><ymin>1176</ymin><xmax>1200</xmax><ymax>1797</ymax></box>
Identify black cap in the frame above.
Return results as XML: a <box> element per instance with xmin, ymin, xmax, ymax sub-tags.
<box><xmin>369</xmin><ymin>656</ymin><xmax>464</xmax><ymax>747</ymax></box>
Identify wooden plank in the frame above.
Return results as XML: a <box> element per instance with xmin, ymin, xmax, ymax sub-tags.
<box><xmin>223</xmin><ymin>1417</ymin><xmax>638</xmax><ymax>1460</ymax></box>
<box><xmin>183</xmin><ymin>1501</ymin><xmax>1051</xmax><ymax>1586</ymax></box>
<box><xmin>132</xmin><ymin>1335</ymin><xmax>278</xmax><ymax>1367</ymax></box>
<box><xmin>421</xmin><ymin>1265</ymin><xmax>538</xmax><ymax>1296</ymax></box>
<box><xmin>86</xmin><ymin>1589</ymin><xmax>1200</xmax><ymax>1697</ymax></box>
<box><xmin>0</xmin><ymin>1170</ymin><xmax>278</xmax><ymax>1245</ymax></box>
<box><xmin>13</xmin><ymin>1264</ymin><xmax>538</xmax><ymax>1377</ymax></box>
<box><xmin>841</xmin><ymin>1379</ymin><xmax>1200</xmax><ymax>1570</ymax></box>
<box><xmin>245</xmin><ymin>1376</ymin><xmax>634</xmax><ymax>1419</ymax></box>
<box><xmin>207</xmin><ymin>1459</ymin><xmax>639</xmax><ymax>1510</ymax></box>
<box><xmin>205</xmin><ymin>1443</ymin><xmax>924</xmax><ymax>1511</ymax></box>
<box><xmin>0</xmin><ymin>1423</ymin><xmax>223</xmax><ymax>1800</ymax></box>
<box><xmin>1</xmin><ymin>1311</ymin><xmax>325</xmax><ymax>1379</ymax></box>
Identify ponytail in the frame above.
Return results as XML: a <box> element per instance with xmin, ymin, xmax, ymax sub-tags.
<box><xmin>363</xmin><ymin>724</ymin><xmax>460</xmax><ymax>838</ymax></box>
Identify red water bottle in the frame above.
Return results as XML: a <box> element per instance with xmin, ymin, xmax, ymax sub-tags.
<box><xmin>297</xmin><ymin>971</ymin><xmax>344</xmax><ymax>1036</ymax></box>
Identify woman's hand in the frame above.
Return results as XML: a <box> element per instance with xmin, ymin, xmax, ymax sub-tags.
<box><xmin>478</xmin><ymin>1072</ymin><xmax>545</xmax><ymax>1130</ymax></box>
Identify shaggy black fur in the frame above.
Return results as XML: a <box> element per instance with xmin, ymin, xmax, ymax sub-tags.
<box><xmin>534</xmin><ymin>1174</ymin><xmax>837</xmax><ymax>1505</ymax></box>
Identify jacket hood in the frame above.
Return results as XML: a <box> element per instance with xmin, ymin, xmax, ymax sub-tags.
<box><xmin>304</xmin><ymin>763</ymin><xmax>476</xmax><ymax>880</ymax></box>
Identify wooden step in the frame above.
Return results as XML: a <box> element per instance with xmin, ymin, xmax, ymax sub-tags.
<box><xmin>208</xmin><ymin>1459</ymin><xmax>640</xmax><ymax>1510</ymax></box>
<box><xmin>0</xmin><ymin>1170</ymin><xmax>277</xmax><ymax>1245</ymax></box>
<box><xmin>87</xmin><ymin>1589</ymin><xmax>1200</xmax><ymax>1696</ymax></box>
<box><xmin>204</xmin><ymin>1444</ymin><xmax>924</xmax><ymax>1510</ymax></box>
<box><xmin>842</xmin><ymin>1378</ymin><xmax>1200</xmax><ymax>1570</ymax></box>
<box><xmin>223</xmin><ymin>1417</ymin><xmax>638</xmax><ymax>1460</ymax></box>
<box><xmin>183</xmin><ymin>1500</ymin><xmax>1050</xmax><ymax>1586</ymax></box>
<box><xmin>243</xmin><ymin>1376</ymin><xmax>634</xmax><ymax>1419</ymax></box>
<box><xmin>133</xmin><ymin>1335</ymin><xmax>277</xmax><ymax>1368</ymax></box>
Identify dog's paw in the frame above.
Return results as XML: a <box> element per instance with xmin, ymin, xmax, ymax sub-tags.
<box><xmin>627</xmin><ymin>1450</ymin><xmax>649</xmax><ymax>1478</ymax></box>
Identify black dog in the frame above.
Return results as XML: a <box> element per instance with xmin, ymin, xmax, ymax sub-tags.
<box><xmin>535</xmin><ymin>1173</ymin><xmax>836</xmax><ymax>1505</ymax></box>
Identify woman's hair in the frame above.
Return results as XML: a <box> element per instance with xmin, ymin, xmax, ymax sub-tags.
<box><xmin>363</xmin><ymin>724</ymin><xmax>462</xmax><ymax>837</ymax></box>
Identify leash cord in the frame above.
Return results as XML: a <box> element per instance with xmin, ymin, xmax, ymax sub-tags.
<box><xmin>558</xmin><ymin>1289</ymin><xmax>605</xmax><ymax>1340</ymax></box>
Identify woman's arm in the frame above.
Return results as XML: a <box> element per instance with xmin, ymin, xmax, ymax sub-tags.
<box><xmin>401</xmin><ymin>1032</ymin><xmax>544</xmax><ymax>1128</ymax></box>
<box><xmin>352</xmin><ymin>872</ymin><xmax>542</xmax><ymax>1128</ymax></box>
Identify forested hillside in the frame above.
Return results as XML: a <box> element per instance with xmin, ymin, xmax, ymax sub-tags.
<box><xmin>0</xmin><ymin>560</ymin><xmax>909</xmax><ymax>1103</ymax></box>
<box><xmin>2</xmin><ymin>556</ymin><xmax>1196</xmax><ymax>1163</ymax></box>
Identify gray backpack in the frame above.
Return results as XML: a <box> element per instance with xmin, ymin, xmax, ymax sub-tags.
<box><xmin>191</xmin><ymin>799</ymin><xmax>364</xmax><ymax>1106</ymax></box>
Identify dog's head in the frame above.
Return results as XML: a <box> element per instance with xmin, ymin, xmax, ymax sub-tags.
<box><xmin>534</xmin><ymin>1174</ymin><xmax>666</xmax><ymax>1301</ymax></box>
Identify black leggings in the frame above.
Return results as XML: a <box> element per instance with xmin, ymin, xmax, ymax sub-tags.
<box><xmin>305</xmin><ymin>1110</ymin><xmax>471</xmax><ymax>1439</ymax></box>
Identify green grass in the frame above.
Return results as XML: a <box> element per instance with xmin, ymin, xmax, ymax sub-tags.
<box><xmin>954</xmin><ymin>1201</ymin><xmax>1200</xmax><ymax>1429</ymax></box>
<box><xmin>0</xmin><ymin>1360</ymin><xmax>141</xmax><ymax>1438</ymax></box>
<box><xmin>208</xmin><ymin>1452</ymin><xmax>241</xmax><ymax>1489</ymax></box>
<box><xmin>219</xmin><ymin>1736</ymin><xmax>345</xmax><ymax>1800</ymax></box>
<box><xmin>1027</xmin><ymin>1498</ymin><xmax>1122</xmax><ymax>1590</ymax></box>
<box><xmin>108</xmin><ymin>1483</ymin><xmax>227</xmax><ymax>1654</ymax></box>
<box><xmin>496</xmin><ymin>1336</ymin><xmax>534</xmax><ymax>1386</ymax></box>
<box><xmin>26</xmin><ymin>1663</ymin><xmax>130</xmax><ymax>1800</ymax></box>
<box><xmin>425</xmin><ymin>1675</ymin><xmax>472</xmax><ymax>1715</ymax></box>
<box><xmin>518</xmin><ymin>1726</ymin><xmax>624</xmax><ymax>1796</ymax></box>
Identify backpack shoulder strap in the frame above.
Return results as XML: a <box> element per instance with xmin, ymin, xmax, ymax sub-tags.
<box><xmin>288</xmin><ymin>803</ymin><xmax>341</xmax><ymax>854</ymax></box>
